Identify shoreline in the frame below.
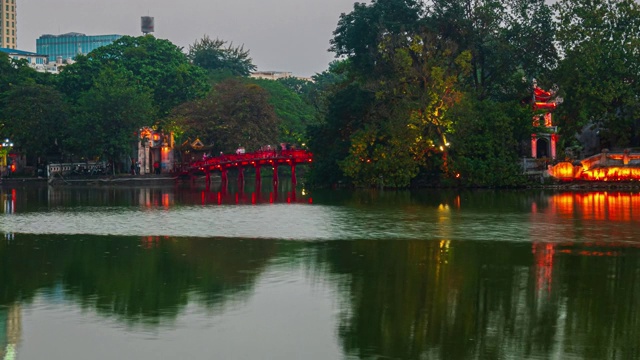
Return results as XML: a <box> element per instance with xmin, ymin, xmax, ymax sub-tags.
<box><xmin>3</xmin><ymin>175</ymin><xmax>640</xmax><ymax>190</ymax></box>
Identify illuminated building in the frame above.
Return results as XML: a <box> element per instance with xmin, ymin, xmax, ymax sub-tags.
<box><xmin>531</xmin><ymin>80</ymin><xmax>560</xmax><ymax>160</ymax></box>
<box><xmin>138</xmin><ymin>127</ymin><xmax>175</xmax><ymax>175</ymax></box>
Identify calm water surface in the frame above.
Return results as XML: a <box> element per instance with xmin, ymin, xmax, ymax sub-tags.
<box><xmin>1</xmin><ymin>180</ymin><xmax>640</xmax><ymax>359</ymax></box>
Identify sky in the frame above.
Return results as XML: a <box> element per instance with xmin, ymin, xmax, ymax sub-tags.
<box><xmin>17</xmin><ymin>0</ymin><xmax>360</xmax><ymax>77</ymax></box>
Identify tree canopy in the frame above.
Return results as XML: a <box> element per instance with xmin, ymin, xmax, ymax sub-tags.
<box><xmin>168</xmin><ymin>78</ymin><xmax>279</xmax><ymax>154</ymax></box>
<box><xmin>187</xmin><ymin>35</ymin><xmax>257</xmax><ymax>77</ymax></box>
<box><xmin>58</xmin><ymin>35</ymin><xmax>209</xmax><ymax>117</ymax></box>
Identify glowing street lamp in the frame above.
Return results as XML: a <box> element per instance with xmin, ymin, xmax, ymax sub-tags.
<box><xmin>0</xmin><ymin>138</ymin><xmax>13</xmax><ymax>174</ymax></box>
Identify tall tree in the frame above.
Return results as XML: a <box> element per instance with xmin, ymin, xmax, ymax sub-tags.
<box><xmin>187</xmin><ymin>35</ymin><xmax>257</xmax><ymax>77</ymax></box>
<box><xmin>168</xmin><ymin>79</ymin><xmax>279</xmax><ymax>153</ymax></box>
<box><xmin>426</xmin><ymin>0</ymin><xmax>557</xmax><ymax>100</ymax></box>
<box><xmin>553</xmin><ymin>0</ymin><xmax>640</xmax><ymax>150</ymax></box>
<box><xmin>58</xmin><ymin>35</ymin><xmax>209</xmax><ymax>117</ymax></box>
<box><xmin>330</xmin><ymin>0</ymin><xmax>425</xmax><ymax>78</ymax></box>
<box><xmin>67</xmin><ymin>68</ymin><xmax>154</xmax><ymax>166</ymax></box>
<box><xmin>320</xmin><ymin>0</ymin><xmax>472</xmax><ymax>187</ymax></box>
<box><xmin>247</xmin><ymin>78</ymin><xmax>317</xmax><ymax>145</ymax></box>
<box><xmin>0</xmin><ymin>84</ymin><xmax>69</xmax><ymax>161</ymax></box>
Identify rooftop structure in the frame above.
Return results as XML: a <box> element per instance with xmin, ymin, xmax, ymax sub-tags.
<box><xmin>0</xmin><ymin>46</ymin><xmax>47</xmax><ymax>64</ymax></box>
<box><xmin>0</xmin><ymin>0</ymin><xmax>17</xmax><ymax>49</ymax></box>
<box><xmin>0</xmin><ymin>47</ymin><xmax>62</xmax><ymax>74</ymax></box>
<box><xmin>250</xmin><ymin>71</ymin><xmax>312</xmax><ymax>82</ymax></box>
<box><xmin>36</xmin><ymin>32</ymin><xmax>122</xmax><ymax>63</ymax></box>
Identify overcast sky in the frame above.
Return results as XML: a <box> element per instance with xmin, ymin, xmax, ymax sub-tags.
<box><xmin>18</xmin><ymin>0</ymin><xmax>360</xmax><ymax>77</ymax></box>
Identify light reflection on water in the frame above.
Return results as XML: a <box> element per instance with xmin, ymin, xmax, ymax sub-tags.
<box><xmin>2</xmin><ymin>184</ymin><xmax>640</xmax><ymax>359</ymax></box>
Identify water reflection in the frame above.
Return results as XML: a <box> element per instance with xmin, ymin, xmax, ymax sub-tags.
<box><xmin>0</xmin><ymin>304</ymin><xmax>20</xmax><ymax>360</ymax></box>
<box><xmin>1</xmin><ymin>190</ymin><xmax>14</xmax><ymax>215</ymax></box>
<box><xmin>0</xmin><ymin>234</ymin><xmax>275</xmax><ymax>324</ymax></box>
<box><xmin>1</xmin><ymin>187</ymin><xmax>640</xmax><ymax>358</ymax></box>
<box><xmin>320</xmin><ymin>239</ymin><xmax>640</xmax><ymax>359</ymax></box>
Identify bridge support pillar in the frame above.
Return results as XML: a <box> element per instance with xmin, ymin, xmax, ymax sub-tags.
<box><xmin>255</xmin><ymin>166</ymin><xmax>261</xmax><ymax>184</ymax></box>
<box><xmin>238</xmin><ymin>167</ymin><xmax>245</xmax><ymax>183</ymax></box>
<box><xmin>273</xmin><ymin>165</ymin><xmax>279</xmax><ymax>184</ymax></box>
<box><xmin>221</xmin><ymin>169</ymin><xmax>228</xmax><ymax>184</ymax></box>
<box><xmin>291</xmin><ymin>165</ymin><xmax>297</xmax><ymax>185</ymax></box>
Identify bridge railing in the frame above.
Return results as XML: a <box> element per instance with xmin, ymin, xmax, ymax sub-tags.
<box><xmin>190</xmin><ymin>149</ymin><xmax>312</xmax><ymax>169</ymax></box>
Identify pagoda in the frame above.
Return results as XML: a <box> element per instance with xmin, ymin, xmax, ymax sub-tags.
<box><xmin>531</xmin><ymin>80</ymin><xmax>560</xmax><ymax>160</ymax></box>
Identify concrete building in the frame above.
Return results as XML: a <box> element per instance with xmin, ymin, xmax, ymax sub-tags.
<box><xmin>250</xmin><ymin>71</ymin><xmax>313</xmax><ymax>82</ymax></box>
<box><xmin>36</xmin><ymin>32</ymin><xmax>122</xmax><ymax>63</ymax></box>
<box><xmin>0</xmin><ymin>47</ymin><xmax>47</xmax><ymax>65</ymax></box>
<box><xmin>0</xmin><ymin>47</ymin><xmax>59</xmax><ymax>73</ymax></box>
<box><xmin>0</xmin><ymin>0</ymin><xmax>17</xmax><ymax>49</ymax></box>
<box><xmin>250</xmin><ymin>71</ymin><xmax>293</xmax><ymax>81</ymax></box>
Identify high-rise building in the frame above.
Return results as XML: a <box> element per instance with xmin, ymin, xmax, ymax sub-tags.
<box><xmin>36</xmin><ymin>32</ymin><xmax>122</xmax><ymax>62</ymax></box>
<box><xmin>0</xmin><ymin>0</ymin><xmax>17</xmax><ymax>49</ymax></box>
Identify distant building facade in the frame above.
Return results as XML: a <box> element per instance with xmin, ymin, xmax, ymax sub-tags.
<box><xmin>250</xmin><ymin>71</ymin><xmax>293</xmax><ymax>81</ymax></box>
<box><xmin>0</xmin><ymin>47</ymin><xmax>47</xmax><ymax>65</ymax></box>
<box><xmin>250</xmin><ymin>71</ymin><xmax>312</xmax><ymax>82</ymax></box>
<box><xmin>36</xmin><ymin>32</ymin><xmax>122</xmax><ymax>63</ymax></box>
<box><xmin>0</xmin><ymin>0</ymin><xmax>17</xmax><ymax>49</ymax></box>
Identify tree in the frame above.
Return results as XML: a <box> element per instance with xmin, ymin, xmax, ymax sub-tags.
<box><xmin>426</xmin><ymin>0</ymin><xmax>557</xmax><ymax>100</ymax></box>
<box><xmin>168</xmin><ymin>78</ymin><xmax>279</xmax><ymax>154</ymax></box>
<box><xmin>67</xmin><ymin>68</ymin><xmax>154</xmax><ymax>166</ymax></box>
<box><xmin>0</xmin><ymin>84</ymin><xmax>69</xmax><ymax>161</ymax></box>
<box><xmin>553</xmin><ymin>0</ymin><xmax>640</xmax><ymax>150</ymax></box>
<box><xmin>336</xmin><ymin>30</ymin><xmax>472</xmax><ymax>187</ymax></box>
<box><xmin>320</xmin><ymin>0</ymin><xmax>473</xmax><ymax>187</ymax></box>
<box><xmin>448</xmin><ymin>97</ymin><xmax>532</xmax><ymax>187</ymax></box>
<box><xmin>58</xmin><ymin>35</ymin><xmax>209</xmax><ymax>117</ymax></box>
<box><xmin>307</xmin><ymin>82</ymin><xmax>375</xmax><ymax>187</ymax></box>
<box><xmin>187</xmin><ymin>35</ymin><xmax>257</xmax><ymax>77</ymax></box>
<box><xmin>330</xmin><ymin>0</ymin><xmax>425</xmax><ymax>78</ymax></box>
<box><xmin>247</xmin><ymin>78</ymin><xmax>317</xmax><ymax>145</ymax></box>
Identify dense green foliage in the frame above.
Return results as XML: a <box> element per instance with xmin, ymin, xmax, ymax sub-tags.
<box><xmin>187</xmin><ymin>35</ymin><xmax>257</xmax><ymax>77</ymax></box>
<box><xmin>247</xmin><ymin>78</ymin><xmax>317</xmax><ymax>145</ymax></box>
<box><xmin>2</xmin><ymin>1</ymin><xmax>640</xmax><ymax>185</ymax></box>
<box><xmin>67</xmin><ymin>68</ymin><xmax>155</xmax><ymax>164</ymax></box>
<box><xmin>1</xmin><ymin>84</ymin><xmax>69</xmax><ymax>160</ymax></box>
<box><xmin>167</xmin><ymin>78</ymin><xmax>279</xmax><ymax>154</ymax></box>
<box><xmin>0</xmin><ymin>36</ymin><xmax>314</xmax><ymax>170</ymax></box>
<box><xmin>58</xmin><ymin>35</ymin><xmax>209</xmax><ymax>116</ymax></box>
<box><xmin>309</xmin><ymin>0</ymin><xmax>640</xmax><ymax>188</ymax></box>
<box><xmin>552</xmin><ymin>0</ymin><xmax>640</xmax><ymax>151</ymax></box>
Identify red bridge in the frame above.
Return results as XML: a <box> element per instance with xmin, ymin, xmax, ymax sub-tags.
<box><xmin>183</xmin><ymin>149</ymin><xmax>313</xmax><ymax>184</ymax></box>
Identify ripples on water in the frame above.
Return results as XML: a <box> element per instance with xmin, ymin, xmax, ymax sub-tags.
<box><xmin>2</xmin><ymin>187</ymin><xmax>639</xmax><ymax>243</ymax></box>
<box><xmin>3</xmin><ymin>185</ymin><xmax>640</xmax><ymax>359</ymax></box>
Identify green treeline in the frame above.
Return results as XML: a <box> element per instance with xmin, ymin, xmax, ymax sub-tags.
<box><xmin>2</xmin><ymin>0</ymin><xmax>640</xmax><ymax>188</ymax></box>
<box><xmin>312</xmin><ymin>0</ymin><xmax>640</xmax><ymax>188</ymax></box>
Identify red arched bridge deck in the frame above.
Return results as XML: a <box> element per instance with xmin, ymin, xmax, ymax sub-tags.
<box><xmin>182</xmin><ymin>149</ymin><xmax>313</xmax><ymax>184</ymax></box>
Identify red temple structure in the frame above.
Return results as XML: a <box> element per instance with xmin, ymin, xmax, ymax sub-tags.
<box><xmin>531</xmin><ymin>80</ymin><xmax>559</xmax><ymax>160</ymax></box>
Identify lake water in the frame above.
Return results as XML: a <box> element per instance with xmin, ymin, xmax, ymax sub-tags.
<box><xmin>1</xmin><ymin>180</ymin><xmax>640</xmax><ymax>359</ymax></box>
